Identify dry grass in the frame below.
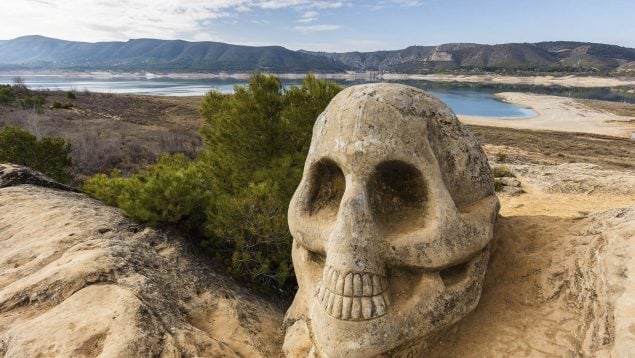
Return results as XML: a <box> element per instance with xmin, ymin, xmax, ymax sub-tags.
<box><xmin>492</xmin><ymin>166</ymin><xmax>515</xmax><ymax>178</ymax></box>
<box><xmin>577</xmin><ymin>99</ymin><xmax>635</xmax><ymax>117</ymax></box>
<box><xmin>0</xmin><ymin>90</ymin><xmax>203</xmax><ymax>181</ymax></box>
<box><xmin>468</xmin><ymin>125</ymin><xmax>635</xmax><ymax>170</ymax></box>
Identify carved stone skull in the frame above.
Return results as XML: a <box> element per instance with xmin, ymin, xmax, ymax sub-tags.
<box><xmin>283</xmin><ymin>83</ymin><xmax>499</xmax><ymax>357</ymax></box>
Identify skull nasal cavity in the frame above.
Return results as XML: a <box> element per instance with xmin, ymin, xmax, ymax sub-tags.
<box><xmin>368</xmin><ymin>161</ymin><xmax>427</xmax><ymax>231</ymax></box>
<box><xmin>306</xmin><ymin>159</ymin><xmax>345</xmax><ymax>217</ymax></box>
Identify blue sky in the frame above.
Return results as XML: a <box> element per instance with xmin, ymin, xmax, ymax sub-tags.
<box><xmin>1</xmin><ymin>0</ymin><xmax>634</xmax><ymax>51</ymax></box>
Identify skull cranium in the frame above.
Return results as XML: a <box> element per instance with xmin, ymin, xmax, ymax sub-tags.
<box><xmin>284</xmin><ymin>83</ymin><xmax>499</xmax><ymax>357</ymax></box>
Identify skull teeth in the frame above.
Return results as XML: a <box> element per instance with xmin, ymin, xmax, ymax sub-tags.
<box><xmin>314</xmin><ymin>265</ymin><xmax>389</xmax><ymax>321</ymax></box>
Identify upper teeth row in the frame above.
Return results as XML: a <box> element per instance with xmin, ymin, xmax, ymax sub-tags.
<box><xmin>321</xmin><ymin>265</ymin><xmax>387</xmax><ymax>297</ymax></box>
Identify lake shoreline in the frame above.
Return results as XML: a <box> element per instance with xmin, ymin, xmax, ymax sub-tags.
<box><xmin>2</xmin><ymin>70</ymin><xmax>634</xmax><ymax>88</ymax></box>
<box><xmin>458</xmin><ymin>92</ymin><xmax>635</xmax><ymax>138</ymax></box>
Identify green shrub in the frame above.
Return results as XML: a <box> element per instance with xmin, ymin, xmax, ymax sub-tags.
<box><xmin>198</xmin><ymin>73</ymin><xmax>341</xmax><ymax>287</ymax></box>
<box><xmin>66</xmin><ymin>91</ymin><xmax>76</xmax><ymax>99</ymax></box>
<box><xmin>0</xmin><ymin>126</ymin><xmax>72</xmax><ymax>183</ymax></box>
<box><xmin>492</xmin><ymin>165</ymin><xmax>515</xmax><ymax>178</ymax></box>
<box><xmin>52</xmin><ymin>102</ymin><xmax>73</xmax><ymax>109</ymax></box>
<box><xmin>85</xmin><ymin>154</ymin><xmax>211</xmax><ymax>229</ymax></box>
<box><xmin>0</xmin><ymin>85</ymin><xmax>15</xmax><ymax>105</ymax></box>
<box><xmin>83</xmin><ymin>169</ymin><xmax>126</xmax><ymax>206</ymax></box>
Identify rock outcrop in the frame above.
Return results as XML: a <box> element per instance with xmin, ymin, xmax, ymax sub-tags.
<box><xmin>0</xmin><ymin>164</ymin><xmax>285</xmax><ymax>357</ymax></box>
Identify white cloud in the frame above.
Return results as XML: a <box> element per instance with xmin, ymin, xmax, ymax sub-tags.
<box><xmin>0</xmin><ymin>0</ymin><xmax>348</xmax><ymax>42</ymax></box>
<box><xmin>292</xmin><ymin>24</ymin><xmax>342</xmax><ymax>33</ymax></box>
<box><xmin>296</xmin><ymin>17</ymin><xmax>316</xmax><ymax>23</ymax></box>
<box><xmin>302</xmin><ymin>10</ymin><xmax>319</xmax><ymax>18</ymax></box>
<box><xmin>296</xmin><ymin>10</ymin><xmax>319</xmax><ymax>23</ymax></box>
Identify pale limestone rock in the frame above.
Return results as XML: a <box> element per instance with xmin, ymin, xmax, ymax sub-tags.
<box><xmin>284</xmin><ymin>83</ymin><xmax>499</xmax><ymax>357</ymax></box>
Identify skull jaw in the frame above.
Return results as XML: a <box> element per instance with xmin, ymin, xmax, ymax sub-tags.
<box><xmin>305</xmin><ymin>246</ymin><xmax>490</xmax><ymax>358</ymax></box>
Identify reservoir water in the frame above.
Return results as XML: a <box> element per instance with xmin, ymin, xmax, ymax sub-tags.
<box><xmin>0</xmin><ymin>75</ymin><xmax>547</xmax><ymax>118</ymax></box>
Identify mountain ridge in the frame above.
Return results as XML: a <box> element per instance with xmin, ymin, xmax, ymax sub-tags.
<box><xmin>1</xmin><ymin>35</ymin><xmax>634</xmax><ymax>74</ymax></box>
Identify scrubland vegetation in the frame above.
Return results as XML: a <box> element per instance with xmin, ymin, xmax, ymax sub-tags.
<box><xmin>0</xmin><ymin>81</ymin><xmax>73</xmax><ymax>182</ymax></box>
<box><xmin>0</xmin><ymin>83</ymin><xmax>202</xmax><ymax>182</ymax></box>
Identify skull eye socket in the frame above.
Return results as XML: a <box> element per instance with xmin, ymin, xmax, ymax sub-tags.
<box><xmin>306</xmin><ymin>159</ymin><xmax>345</xmax><ymax>217</ymax></box>
<box><xmin>368</xmin><ymin>160</ymin><xmax>427</xmax><ymax>231</ymax></box>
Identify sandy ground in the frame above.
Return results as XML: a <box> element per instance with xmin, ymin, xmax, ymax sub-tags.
<box><xmin>383</xmin><ymin>73</ymin><xmax>635</xmax><ymax>88</ymax></box>
<box><xmin>459</xmin><ymin>92</ymin><xmax>635</xmax><ymax>138</ymax></box>
<box><xmin>421</xmin><ymin>145</ymin><xmax>635</xmax><ymax>357</ymax></box>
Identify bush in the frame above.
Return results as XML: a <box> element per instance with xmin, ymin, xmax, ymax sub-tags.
<box><xmin>83</xmin><ymin>169</ymin><xmax>126</xmax><ymax>206</ymax></box>
<box><xmin>492</xmin><ymin>165</ymin><xmax>515</xmax><ymax>178</ymax></box>
<box><xmin>0</xmin><ymin>85</ymin><xmax>15</xmax><ymax>105</ymax></box>
<box><xmin>52</xmin><ymin>102</ymin><xmax>73</xmax><ymax>109</ymax></box>
<box><xmin>85</xmin><ymin>154</ymin><xmax>211</xmax><ymax>229</ymax></box>
<box><xmin>199</xmin><ymin>73</ymin><xmax>341</xmax><ymax>287</ymax></box>
<box><xmin>84</xmin><ymin>73</ymin><xmax>342</xmax><ymax>289</ymax></box>
<box><xmin>66</xmin><ymin>91</ymin><xmax>76</xmax><ymax>99</ymax></box>
<box><xmin>0</xmin><ymin>126</ymin><xmax>72</xmax><ymax>183</ymax></box>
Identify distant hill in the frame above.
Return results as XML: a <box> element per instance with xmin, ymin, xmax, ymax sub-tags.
<box><xmin>301</xmin><ymin>42</ymin><xmax>635</xmax><ymax>74</ymax></box>
<box><xmin>0</xmin><ymin>35</ymin><xmax>346</xmax><ymax>72</ymax></box>
<box><xmin>1</xmin><ymin>35</ymin><xmax>634</xmax><ymax>74</ymax></box>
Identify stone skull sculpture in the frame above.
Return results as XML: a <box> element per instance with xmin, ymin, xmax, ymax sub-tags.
<box><xmin>283</xmin><ymin>83</ymin><xmax>499</xmax><ymax>357</ymax></box>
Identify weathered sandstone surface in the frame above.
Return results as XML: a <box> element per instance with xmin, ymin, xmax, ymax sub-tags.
<box><xmin>0</xmin><ymin>164</ymin><xmax>284</xmax><ymax>357</ymax></box>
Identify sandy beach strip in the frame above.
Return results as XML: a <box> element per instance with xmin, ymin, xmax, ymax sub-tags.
<box><xmin>382</xmin><ymin>73</ymin><xmax>635</xmax><ymax>88</ymax></box>
<box><xmin>458</xmin><ymin>92</ymin><xmax>635</xmax><ymax>138</ymax></box>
